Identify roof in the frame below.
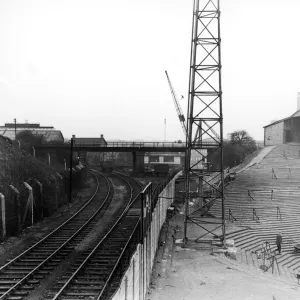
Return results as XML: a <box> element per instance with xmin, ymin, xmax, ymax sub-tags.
<box><xmin>263</xmin><ymin>109</ymin><xmax>300</xmax><ymax>128</ymax></box>
<box><xmin>0</xmin><ymin>128</ymin><xmax>64</xmax><ymax>143</ymax></box>
<box><xmin>73</xmin><ymin>137</ymin><xmax>107</xmax><ymax>146</ymax></box>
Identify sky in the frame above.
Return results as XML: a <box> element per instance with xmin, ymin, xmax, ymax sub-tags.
<box><xmin>1</xmin><ymin>0</ymin><xmax>300</xmax><ymax>142</ymax></box>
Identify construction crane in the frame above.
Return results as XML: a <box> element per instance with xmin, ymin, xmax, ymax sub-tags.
<box><xmin>165</xmin><ymin>70</ymin><xmax>219</xmax><ymax>140</ymax></box>
<box><xmin>165</xmin><ymin>70</ymin><xmax>187</xmax><ymax>137</ymax></box>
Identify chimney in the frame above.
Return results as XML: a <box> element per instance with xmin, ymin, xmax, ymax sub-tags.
<box><xmin>100</xmin><ymin>134</ymin><xmax>104</xmax><ymax>138</ymax></box>
<box><xmin>298</xmin><ymin>92</ymin><xmax>300</xmax><ymax>110</ymax></box>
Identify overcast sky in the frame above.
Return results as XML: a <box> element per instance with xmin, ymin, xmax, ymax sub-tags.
<box><xmin>1</xmin><ymin>0</ymin><xmax>300</xmax><ymax>141</ymax></box>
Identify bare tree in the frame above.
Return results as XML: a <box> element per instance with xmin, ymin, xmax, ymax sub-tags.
<box><xmin>230</xmin><ymin>130</ymin><xmax>253</xmax><ymax>145</ymax></box>
<box><xmin>230</xmin><ymin>130</ymin><xmax>257</xmax><ymax>155</ymax></box>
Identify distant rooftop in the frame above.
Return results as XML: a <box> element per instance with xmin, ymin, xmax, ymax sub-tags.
<box><xmin>2</xmin><ymin>123</ymin><xmax>54</xmax><ymax>129</ymax></box>
<box><xmin>0</xmin><ymin>122</ymin><xmax>63</xmax><ymax>143</ymax></box>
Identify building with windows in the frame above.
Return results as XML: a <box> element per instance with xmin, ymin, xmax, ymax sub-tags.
<box><xmin>264</xmin><ymin>94</ymin><xmax>300</xmax><ymax>146</ymax></box>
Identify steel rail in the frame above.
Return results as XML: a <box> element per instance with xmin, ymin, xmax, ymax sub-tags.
<box><xmin>0</xmin><ymin>171</ymin><xmax>100</xmax><ymax>273</ymax></box>
<box><xmin>97</xmin><ymin>217</ymin><xmax>141</xmax><ymax>300</ymax></box>
<box><xmin>0</xmin><ymin>172</ymin><xmax>111</xmax><ymax>300</ymax></box>
<box><xmin>50</xmin><ymin>173</ymin><xmax>143</xmax><ymax>300</ymax></box>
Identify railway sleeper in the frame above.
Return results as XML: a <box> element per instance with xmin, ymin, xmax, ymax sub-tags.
<box><xmin>74</xmin><ymin>266</ymin><xmax>113</xmax><ymax>273</ymax></box>
<box><xmin>60</xmin><ymin>274</ymin><xmax>107</xmax><ymax>280</ymax></box>
<box><xmin>36</xmin><ymin>270</ymin><xmax>51</xmax><ymax>275</ymax></box>
<box><xmin>0</xmin><ymin>274</ymin><xmax>25</xmax><ymax>279</ymax></box>
<box><xmin>7</xmin><ymin>258</ymin><xmax>44</xmax><ymax>263</ymax></box>
<box><xmin>57</xmin><ymin>280</ymin><xmax>104</xmax><ymax>285</ymax></box>
<box><xmin>76</xmin><ymin>270</ymin><xmax>111</xmax><ymax>276</ymax></box>
<box><xmin>89</xmin><ymin>255</ymin><xmax>120</xmax><ymax>260</ymax></box>
<box><xmin>63</xmin><ymin>291</ymin><xmax>100</xmax><ymax>296</ymax></box>
<box><xmin>69</xmin><ymin>286</ymin><xmax>102</xmax><ymax>290</ymax></box>
<box><xmin>36</xmin><ymin>246</ymin><xmax>65</xmax><ymax>250</ymax></box>
<box><xmin>0</xmin><ymin>270</ymin><xmax>29</xmax><ymax>274</ymax></box>
<box><xmin>24</xmin><ymin>251</ymin><xmax>56</xmax><ymax>255</ymax></box>
<box><xmin>7</xmin><ymin>290</ymin><xmax>29</xmax><ymax>296</ymax></box>
<box><xmin>7</xmin><ymin>266</ymin><xmax>36</xmax><ymax>271</ymax></box>
<box><xmin>4</xmin><ymin>296</ymin><xmax>23</xmax><ymax>300</ymax></box>
<box><xmin>0</xmin><ymin>280</ymin><xmax>20</xmax><ymax>284</ymax></box>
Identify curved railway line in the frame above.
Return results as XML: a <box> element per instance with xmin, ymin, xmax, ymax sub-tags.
<box><xmin>46</xmin><ymin>172</ymin><xmax>143</xmax><ymax>300</ymax></box>
<box><xmin>0</xmin><ymin>171</ymin><xmax>144</xmax><ymax>300</ymax></box>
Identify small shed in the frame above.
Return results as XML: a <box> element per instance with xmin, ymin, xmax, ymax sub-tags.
<box><xmin>73</xmin><ymin>134</ymin><xmax>107</xmax><ymax>147</ymax></box>
<box><xmin>264</xmin><ymin>110</ymin><xmax>300</xmax><ymax>146</ymax></box>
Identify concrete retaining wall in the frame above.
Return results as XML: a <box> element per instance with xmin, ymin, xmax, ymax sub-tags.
<box><xmin>111</xmin><ymin>172</ymin><xmax>181</xmax><ymax>300</ymax></box>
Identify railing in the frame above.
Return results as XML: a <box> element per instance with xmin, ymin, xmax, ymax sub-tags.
<box><xmin>252</xmin><ymin>208</ymin><xmax>260</xmax><ymax>222</ymax></box>
<box><xmin>72</xmin><ymin>141</ymin><xmax>219</xmax><ymax>148</ymax></box>
<box><xmin>283</xmin><ymin>151</ymin><xmax>287</xmax><ymax>160</ymax></box>
<box><xmin>277</xmin><ymin>207</ymin><xmax>282</xmax><ymax>221</ymax></box>
<box><xmin>257</xmin><ymin>241</ymin><xmax>280</xmax><ymax>275</ymax></box>
<box><xmin>248</xmin><ymin>190</ymin><xmax>255</xmax><ymax>202</ymax></box>
<box><xmin>228</xmin><ymin>208</ymin><xmax>237</xmax><ymax>222</ymax></box>
<box><xmin>247</xmin><ymin>189</ymin><xmax>273</xmax><ymax>201</ymax></box>
<box><xmin>271</xmin><ymin>189</ymin><xmax>273</xmax><ymax>201</ymax></box>
<box><xmin>271</xmin><ymin>167</ymin><xmax>300</xmax><ymax>180</ymax></box>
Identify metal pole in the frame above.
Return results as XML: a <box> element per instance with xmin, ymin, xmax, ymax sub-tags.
<box><xmin>14</xmin><ymin>118</ymin><xmax>16</xmax><ymax>140</ymax></box>
<box><xmin>46</xmin><ymin>153</ymin><xmax>51</xmax><ymax>165</ymax></box>
<box><xmin>0</xmin><ymin>193</ymin><xmax>6</xmax><ymax>239</ymax></box>
<box><xmin>69</xmin><ymin>137</ymin><xmax>74</xmax><ymax>202</ymax></box>
<box><xmin>164</xmin><ymin>118</ymin><xmax>166</xmax><ymax>142</ymax></box>
<box><xmin>217</xmin><ymin>0</ymin><xmax>226</xmax><ymax>246</ymax></box>
<box><xmin>35</xmin><ymin>180</ymin><xmax>43</xmax><ymax>220</ymax></box>
<box><xmin>184</xmin><ymin>0</ymin><xmax>199</xmax><ymax>246</ymax></box>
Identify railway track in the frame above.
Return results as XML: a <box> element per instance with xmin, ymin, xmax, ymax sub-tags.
<box><xmin>0</xmin><ymin>171</ymin><xmax>142</xmax><ymax>300</ymax></box>
<box><xmin>44</xmin><ymin>173</ymin><xmax>144</xmax><ymax>300</ymax></box>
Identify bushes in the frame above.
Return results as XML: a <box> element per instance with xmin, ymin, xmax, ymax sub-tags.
<box><xmin>209</xmin><ymin>130</ymin><xmax>258</xmax><ymax>169</ymax></box>
<box><xmin>0</xmin><ymin>137</ymin><xmax>85</xmax><ymax>237</ymax></box>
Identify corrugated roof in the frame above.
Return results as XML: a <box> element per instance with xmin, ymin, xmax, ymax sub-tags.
<box><xmin>263</xmin><ymin>109</ymin><xmax>300</xmax><ymax>128</ymax></box>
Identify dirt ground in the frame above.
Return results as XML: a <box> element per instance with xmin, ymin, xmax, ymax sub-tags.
<box><xmin>149</xmin><ymin>247</ymin><xmax>300</xmax><ymax>300</ymax></box>
<box><xmin>148</xmin><ymin>209</ymin><xmax>300</xmax><ymax>300</ymax></box>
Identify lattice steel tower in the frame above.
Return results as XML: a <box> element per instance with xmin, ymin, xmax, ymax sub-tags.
<box><xmin>184</xmin><ymin>0</ymin><xmax>225</xmax><ymax>245</ymax></box>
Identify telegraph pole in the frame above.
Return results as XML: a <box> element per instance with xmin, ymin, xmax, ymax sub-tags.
<box><xmin>164</xmin><ymin>118</ymin><xmax>166</xmax><ymax>142</ymax></box>
<box><xmin>13</xmin><ymin>118</ymin><xmax>17</xmax><ymax>140</ymax></box>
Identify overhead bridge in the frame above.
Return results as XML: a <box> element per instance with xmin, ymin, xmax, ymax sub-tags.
<box><xmin>35</xmin><ymin>141</ymin><xmax>219</xmax><ymax>153</ymax></box>
<box><xmin>34</xmin><ymin>141</ymin><xmax>218</xmax><ymax>173</ymax></box>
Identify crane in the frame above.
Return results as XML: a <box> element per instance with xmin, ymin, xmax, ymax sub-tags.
<box><xmin>165</xmin><ymin>70</ymin><xmax>187</xmax><ymax>137</ymax></box>
<box><xmin>165</xmin><ymin>70</ymin><xmax>219</xmax><ymax>140</ymax></box>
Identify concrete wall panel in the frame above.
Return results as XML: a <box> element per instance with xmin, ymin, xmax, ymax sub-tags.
<box><xmin>264</xmin><ymin>121</ymin><xmax>284</xmax><ymax>146</ymax></box>
<box><xmin>111</xmin><ymin>172</ymin><xmax>181</xmax><ymax>300</ymax></box>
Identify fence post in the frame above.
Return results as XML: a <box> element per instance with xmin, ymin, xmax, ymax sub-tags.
<box><xmin>0</xmin><ymin>193</ymin><xmax>6</xmax><ymax>239</ymax></box>
<box><xmin>24</xmin><ymin>182</ymin><xmax>34</xmax><ymax>226</ymax></box>
<box><xmin>9</xmin><ymin>185</ymin><xmax>21</xmax><ymax>234</ymax></box>
<box><xmin>46</xmin><ymin>152</ymin><xmax>51</xmax><ymax>165</ymax></box>
<box><xmin>51</xmin><ymin>175</ymin><xmax>58</xmax><ymax>209</ymax></box>
<box><xmin>35</xmin><ymin>180</ymin><xmax>43</xmax><ymax>220</ymax></box>
<box><xmin>56</xmin><ymin>173</ymin><xmax>64</xmax><ymax>206</ymax></box>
